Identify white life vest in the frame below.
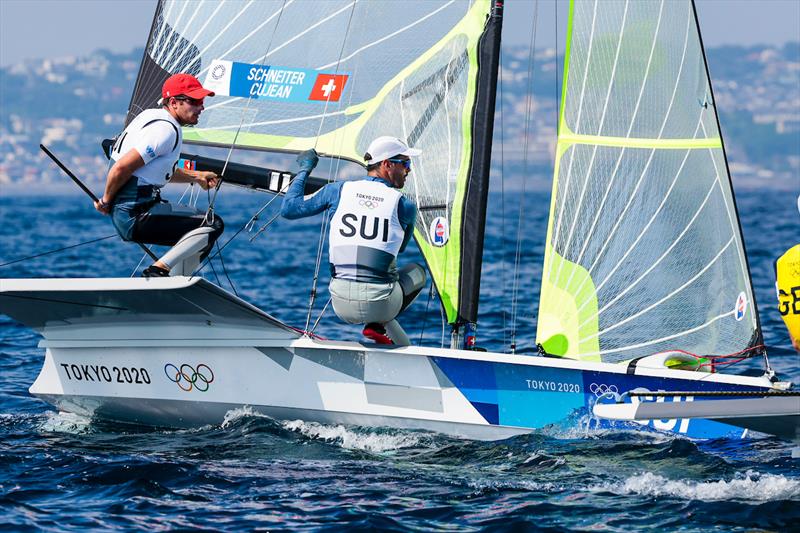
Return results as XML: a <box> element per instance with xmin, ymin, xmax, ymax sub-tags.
<box><xmin>110</xmin><ymin>108</ymin><xmax>182</xmax><ymax>187</ymax></box>
<box><xmin>329</xmin><ymin>180</ymin><xmax>405</xmax><ymax>283</ymax></box>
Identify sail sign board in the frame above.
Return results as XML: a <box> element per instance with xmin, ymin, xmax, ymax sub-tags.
<box><xmin>536</xmin><ymin>0</ymin><xmax>762</xmax><ymax>363</ymax></box>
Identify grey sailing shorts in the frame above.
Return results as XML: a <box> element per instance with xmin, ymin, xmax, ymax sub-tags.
<box><xmin>329</xmin><ymin>278</ymin><xmax>403</xmax><ymax>325</ymax></box>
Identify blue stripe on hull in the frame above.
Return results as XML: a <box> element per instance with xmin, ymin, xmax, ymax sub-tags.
<box><xmin>432</xmin><ymin>357</ymin><xmax>763</xmax><ymax>439</ymax></box>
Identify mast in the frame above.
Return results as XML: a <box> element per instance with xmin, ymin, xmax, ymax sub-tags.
<box><xmin>453</xmin><ymin>0</ymin><xmax>504</xmax><ymax>349</ymax></box>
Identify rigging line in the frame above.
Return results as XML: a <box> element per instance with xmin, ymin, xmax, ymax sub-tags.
<box><xmin>581</xmin><ymin>234</ymin><xmax>735</xmax><ymax>342</ymax></box>
<box><xmin>418</xmin><ymin>281</ymin><xmax>435</xmax><ymax>346</ymax></box>
<box><xmin>0</xmin><ymin>235</ymin><xmax>117</xmax><ymax>268</ymax></box>
<box><xmin>130</xmin><ymin>251</ymin><xmax>150</xmax><ymax>278</ymax></box>
<box><xmin>216</xmin><ymin>241</ymin><xmax>238</xmax><ymax>296</ymax></box>
<box><xmin>305</xmin><ymin>2</ymin><xmax>357</xmax><ymax>334</ymax></box>
<box><xmin>165</xmin><ymin>0</ymin><xmax>225</xmax><ymax>73</ymax></box>
<box><xmin>196</xmin><ymin>0</ymin><xmax>296</xmax><ymax>79</ymax></box>
<box><xmin>249</xmin><ymin>210</ymin><xmax>282</xmax><ymax>242</ymax></box>
<box><xmin>310</xmin><ymin>297</ymin><xmax>332</xmax><ymax>333</ymax></box>
<box><xmin>561</xmin><ymin>0</ymin><xmax>666</xmax><ymax>294</ymax></box>
<box><xmin>546</xmin><ymin>0</ymin><xmax>598</xmax><ymax>285</ymax></box>
<box><xmin>498</xmin><ymin>46</ymin><xmax>508</xmax><ymax>349</ymax></box>
<box><xmin>578</xmin><ymin>167</ymin><xmax>717</xmax><ymax>322</ymax></box>
<box><xmin>509</xmin><ymin>0</ymin><xmax>540</xmax><ymax>352</ymax></box>
<box><xmin>183</xmin><ymin>0</ymin><xmax>255</xmax><ymax>72</ymax></box>
<box><xmin>579</xmin><ymin>309</ymin><xmax>735</xmax><ymax>358</ymax></box>
<box><xmin>565</xmin><ymin>8</ymin><xmax>691</xmax><ymax>296</ymax></box>
<box><xmin>205</xmin><ymin>0</ymin><xmax>288</xmax><ymax>223</ymax></box>
<box><xmin>558</xmin><ymin>0</ymin><xmax>629</xmax><ymax>285</ymax></box>
<box><xmin>206</xmin><ymin>253</ymin><xmax>224</xmax><ymax>288</ymax></box>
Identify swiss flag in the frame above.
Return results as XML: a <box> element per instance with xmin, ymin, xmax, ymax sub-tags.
<box><xmin>309</xmin><ymin>74</ymin><xmax>349</xmax><ymax>101</ymax></box>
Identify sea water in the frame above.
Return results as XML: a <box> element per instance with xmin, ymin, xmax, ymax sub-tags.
<box><xmin>0</xmin><ymin>187</ymin><xmax>798</xmax><ymax>530</ymax></box>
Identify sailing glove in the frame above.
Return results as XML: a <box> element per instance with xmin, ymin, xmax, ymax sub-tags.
<box><xmin>296</xmin><ymin>149</ymin><xmax>319</xmax><ymax>173</ymax></box>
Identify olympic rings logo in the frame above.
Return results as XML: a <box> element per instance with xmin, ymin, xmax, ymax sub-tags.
<box><xmin>358</xmin><ymin>199</ymin><xmax>379</xmax><ymax>209</ymax></box>
<box><xmin>589</xmin><ymin>383</ymin><xmax>618</xmax><ymax>397</ymax></box>
<box><xmin>164</xmin><ymin>363</ymin><xmax>215</xmax><ymax>392</ymax></box>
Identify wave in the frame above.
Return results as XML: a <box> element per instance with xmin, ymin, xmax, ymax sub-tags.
<box><xmin>597</xmin><ymin>470</ymin><xmax>800</xmax><ymax>502</ymax></box>
<box><xmin>281</xmin><ymin>419</ymin><xmax>427</xmax><ymax>453</ymax></box>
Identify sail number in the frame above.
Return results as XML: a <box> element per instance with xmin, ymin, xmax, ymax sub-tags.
<box><xmin>59</xmin><ymin>363</ymin><xmax>151</xmax><ymax>385</ymax></box>
<box><xmin>778</xmin><ymin>285</ymin><xmax>800</xmax><ymax>315</ymax></box>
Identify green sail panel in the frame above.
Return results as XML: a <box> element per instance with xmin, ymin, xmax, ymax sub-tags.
<box><xmin>129</xmin><ymin>0</ymin><xmax>495</xmax><ymax>325</ymax></box>
<box><xmin>536</xmin><ymin>0</ymin><xmax>761</xmax><ymax>362</ymax></box>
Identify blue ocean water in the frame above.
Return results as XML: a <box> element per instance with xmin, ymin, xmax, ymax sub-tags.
<box><xmin>0</xmin><ymin>186</ymin><xmax>798</xmax><ymax>530</ymax></box>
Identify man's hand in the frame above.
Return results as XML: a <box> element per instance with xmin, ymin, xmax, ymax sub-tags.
<box><xmin>94</xmin><ymin>198</ymin><xmax>111</xmax><ymax>215</ymax></box>
<box><xmin>296</xmin><ymin>149</ymin><xmax>319</xmax><ymax>173</ymax></box>
<box><xmin>195</xmin><ymin>171</ymin><xmax>219</xmax><ymax>190</ymax></box>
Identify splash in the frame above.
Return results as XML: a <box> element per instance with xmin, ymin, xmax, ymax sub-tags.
<box><xmin>220</xmin><ymin>405</ymin><xmax>272</xmax><ymax>428</ymax></box>
<box><xmin>599</xmin><ymin>470</ymin><xmax>800</xmax><ymax>501</ymax></box>
<box><xmin>38</xmin><ymin>411</ymin><xmax>92</xmax><ymax>434</ymax></box>
<box><xmin>282</xmin><ymin>420</ymin><xmax>423</xmax><ymax>452</ymax></box>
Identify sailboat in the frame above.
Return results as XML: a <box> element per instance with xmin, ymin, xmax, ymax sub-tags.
<box><xmin>1</xmin><ymin>0</ymin><xmax>797</xmax><ymax>441</ymax></box>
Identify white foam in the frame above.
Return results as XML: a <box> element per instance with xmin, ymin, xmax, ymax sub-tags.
<box><xmin>38</xmin><ymin>411</ymin><xmax>92</xmax><ymax>434</ymax></box>
<box><xmin>282</xmin><ymin>420</ymin><xmax>423</xmax><ymax>452</ymax></box>
<box><xmin>220</xmin><ymin>405</ymin><xmax>272</xmax><ymax>428</ymax></box>
<box><xmin>599</xmin><ymin>470</ymin><xmax>800</xmax><ymax>501</ymax></box>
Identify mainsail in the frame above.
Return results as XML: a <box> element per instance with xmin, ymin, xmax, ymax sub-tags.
<box><xmin>536</xmin><ymin>0</ymin><xmax>762</xmax><ymax>362</ymax></box>
<box><xmin>126</xmin><ymin>0</ymin><xmax>503</xmax><ymax>332</ymax></box>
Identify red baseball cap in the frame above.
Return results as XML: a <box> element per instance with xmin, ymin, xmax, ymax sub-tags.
<box><xmin>162</xmin><ymin>73</ymin><xmax>215</xmax><ymax>100</ymax></box>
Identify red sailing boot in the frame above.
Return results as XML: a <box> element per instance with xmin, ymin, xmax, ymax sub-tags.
<box><xmin>362</xmin><ymin>323</ymin><xmax>394</xmax><ymax>345</ymax></box>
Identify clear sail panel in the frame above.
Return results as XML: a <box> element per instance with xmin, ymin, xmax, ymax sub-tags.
<box><xmin>536</xmin><ymin>0</ymin><xmax>759</xmax><ymax>362</ymax></box>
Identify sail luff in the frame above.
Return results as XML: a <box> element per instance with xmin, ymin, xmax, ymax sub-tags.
<box><xmin>125</xmin><ymin>0</ymin><xmax>166</xmax><ymax>126</ymax></box>
<box><xmin>689</xmin><ymin>0</ymin><xmax>764</xmax><ymax>352</ymax></box>
<box><xmin>456</xmin><ymin>0</ymin><xmax>504</xmax><ymax>327</ymax></box>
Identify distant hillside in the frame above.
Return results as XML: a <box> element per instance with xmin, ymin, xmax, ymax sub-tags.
<box><xmin>0</xmin><ymin>43</ymin><xmax>797</xmax><ymax>190</ymax></box>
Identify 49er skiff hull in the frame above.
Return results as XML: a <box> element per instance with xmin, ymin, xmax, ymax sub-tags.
<box><xmin>0</xmin><ymin>277</ymin><xmax>783</xmax><ymax>441</ymax></box>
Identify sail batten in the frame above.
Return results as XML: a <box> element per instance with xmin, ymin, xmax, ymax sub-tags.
<box><xmin>536</xmin><ymin>0</ymin><xmax>761</xmax><ymax>363</ymax></box>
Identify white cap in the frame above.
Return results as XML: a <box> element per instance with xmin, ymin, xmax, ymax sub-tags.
<box><xmin>364</xmin><ymin>136</ymin><xmax>422</xmax><ymax>164</ymax></box>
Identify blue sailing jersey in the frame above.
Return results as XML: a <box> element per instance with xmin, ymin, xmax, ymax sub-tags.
<box><xmin>281</xmin><ymin>173</ymin><xmax>417</xmax><ymax>255</ymax></box>
<box><xmin>281</xmin><ymin>171</ymin><xmax>417</xmax><ymax>283</ymax></box>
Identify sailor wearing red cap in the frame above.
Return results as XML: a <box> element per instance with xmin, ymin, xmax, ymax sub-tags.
<box><xmin>281</xmin><ymin>137</ymin><xmax>427</xmax><ymax>346</ymax></box>
<box><xmin>96</xmin><ymin>73</ymin><xmax>224</xmax><ymax>277</ymax></box>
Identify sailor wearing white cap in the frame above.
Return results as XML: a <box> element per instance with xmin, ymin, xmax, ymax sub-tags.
<box><xmin>281</xmin><ymin>136</ymin><xmax>427</xmax><ymax>345</ymax></box>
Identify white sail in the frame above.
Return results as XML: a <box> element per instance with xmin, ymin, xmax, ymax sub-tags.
<box><xmin>536</xmin><ymin>0</ymin><xmax>761</xmax><ymax>362</ymax></box>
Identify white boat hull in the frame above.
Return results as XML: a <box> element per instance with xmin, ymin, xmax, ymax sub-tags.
<box><xmin>2</xmin><ymin>277</ymin><xmax>785</xmax><ymax>441</ymax></box>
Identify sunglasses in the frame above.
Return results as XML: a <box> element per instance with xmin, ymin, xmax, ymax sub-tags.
<box><xmin>173</xmin><ymin>95</ymin><xmax>204</xmax><ymax>106</ymax></box>
<box><xmin>388</xmin><ymin>158</ymin><xmax>411</xmax><ymax>170</ymax></box>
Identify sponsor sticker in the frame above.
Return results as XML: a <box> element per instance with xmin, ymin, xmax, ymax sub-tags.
<box><xmin>735</xmin><ymin>291</ymin><xmax>747</xmax><ymax>321</ymax></box>
<box><xmin>203</xmin><ymin>59</ymin><xmax>349</xmax><ymax>103</ymax></box>
<box><xmin>429</xmin><ymin>216</ymin><xmax>449</xmax><ymax>247</ymax></box>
